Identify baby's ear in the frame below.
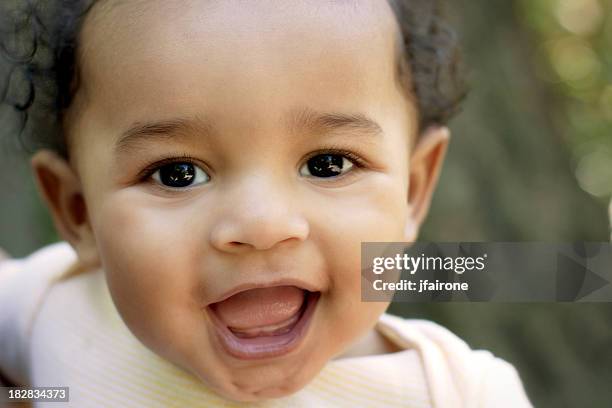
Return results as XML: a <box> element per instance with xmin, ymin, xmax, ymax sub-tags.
<box><xmin>403</xmin><ymin>126</ymin><xmax>450</xmax><ymax>242</ymax></box>
<box><xmin>31</xmin><ymin>150</ymin><xmax>99</xmax><ymax>268</ymax></box>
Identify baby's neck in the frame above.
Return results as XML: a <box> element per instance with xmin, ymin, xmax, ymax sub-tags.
<box><xmin>333</xmin><ymin>327</ymin><xmax>403</xmax><ymax>360</ymax></box>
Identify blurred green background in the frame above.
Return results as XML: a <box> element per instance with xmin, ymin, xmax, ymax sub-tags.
<box><xmin>393</xmin><ymin>1</ymin><xmax>612</xmax><ymax>407</ymax></box>
<box><xmin>1</xmin><ymin>0</ymin><xmax>611</xmax><ymax>406</ymax></box>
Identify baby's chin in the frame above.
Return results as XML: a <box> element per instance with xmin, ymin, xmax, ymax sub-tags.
<box><xmin>212</xmin><ymin>380</ymin><xmax>306</xmax><ymax>402</ymax></box>
<box><xmin>192</xmin><ymin>358</ymin><xmax>326</xmax><ymax>402</ymax></box>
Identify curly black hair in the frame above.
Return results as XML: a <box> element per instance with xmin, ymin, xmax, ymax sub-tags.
<box><xmin>0</xmin><ymin>0</ymin><xmax>466</xmax><ymax>158</ymax></box>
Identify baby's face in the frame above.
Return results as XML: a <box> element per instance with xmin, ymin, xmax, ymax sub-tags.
<box><xmin>61</xmin><ymin>0</ymin><xmax>422</xmax><ymax>401</ymax></box>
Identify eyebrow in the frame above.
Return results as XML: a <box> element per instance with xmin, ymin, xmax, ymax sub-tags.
<box><xmin>115</xmin><ymin>117</ymin><xmax>213</xmax><ymax>153</ymax></box>
<box><xmin>115</xmin><ymin>108</ymin><xmax>383</xmax><ymax>153</ymax></box>
<box><xmin>287</xmin><ymin>107</ymin><xmax>383</xmax><ymax>140</ymax></box>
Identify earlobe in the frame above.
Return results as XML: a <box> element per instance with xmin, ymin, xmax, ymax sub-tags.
<box><xmin>403</xmin><ymin>126</ymin><xmax>450</xmax><ymax>242</ymax></box>
<box><xmin>31</xmin><ymin>150</ymin><xmax>99</xmax><ymax>267</ymax></box>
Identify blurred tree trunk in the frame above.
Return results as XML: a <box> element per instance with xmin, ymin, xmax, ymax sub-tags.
<box><xmin>422</xmin><ymin>0</ymin><xmax>608</xmax><ymax>241</ymax></box>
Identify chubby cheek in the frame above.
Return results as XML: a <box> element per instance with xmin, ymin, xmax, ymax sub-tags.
<box><xmin>316</xmin><ymin>173</ymin><xmax>408</xmax><ymax>282</ymax></box>
<box><xmin>91</xmin><ymin>191</ymin><xmax>208</xmax><ymax>363</ymax></box>
<box><xmin>311</xmin><ymin>173</ymin><xmax>408</xmax><ymax>346</ymax></box>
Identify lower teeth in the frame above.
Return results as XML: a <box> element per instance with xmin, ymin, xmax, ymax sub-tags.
<box><xmin>232</xmin><ymin>323</ymin><xmax>295</xmax><ymax>338</ymax></box>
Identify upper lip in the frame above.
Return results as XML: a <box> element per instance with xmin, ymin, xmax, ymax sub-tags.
<box><xmin>207</xmin><ymin>278</ymin><xmax>321</xmax><ymax>306</ymax></box>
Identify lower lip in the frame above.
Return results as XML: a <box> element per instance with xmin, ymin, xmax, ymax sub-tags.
<box><xmin>208</xmin><ymin>291</ymin><xmax>319</xmax><ymax>360</ymax></box>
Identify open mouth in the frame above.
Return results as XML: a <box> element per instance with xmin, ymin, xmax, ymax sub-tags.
<box><xmin>207</xmin><ymin>285</ymin><xmax>320</xmax><ymax>360</ymax></box>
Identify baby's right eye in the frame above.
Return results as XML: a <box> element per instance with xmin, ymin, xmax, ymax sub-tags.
<box><xmin>151</xmin><ymin>162</ymin><xmax>210</xmax><ymax>188</ymax></box>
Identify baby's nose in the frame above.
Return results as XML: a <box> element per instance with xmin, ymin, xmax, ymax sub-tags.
<box><xmin>209</xmin><ymin>175</ymin><xmax>309</xmax><ymax>252</ymax></box>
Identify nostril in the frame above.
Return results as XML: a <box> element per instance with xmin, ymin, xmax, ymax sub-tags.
<box><xmin>210</xmin><ymin>216</ymin><xmax>309</xmax><ymax>252</ymax></box>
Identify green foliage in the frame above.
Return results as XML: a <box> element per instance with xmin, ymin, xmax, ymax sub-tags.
<box><xmin>413</xmin><ymin>2</ymin><xmax>612</xmax><ymax>406</ymax></box>
<box><xmin>518</xmin><ymin>0</ymin><xmax>612</xmax><ymax>197</ymax></box>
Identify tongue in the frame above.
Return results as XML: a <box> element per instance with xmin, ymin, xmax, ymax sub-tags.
<box><xmin>212</xmin><ymin>286</ymin><xmax>305</xmax><ymax>330</ymax></box>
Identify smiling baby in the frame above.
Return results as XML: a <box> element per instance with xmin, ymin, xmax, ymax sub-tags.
<box><xmin>0</xmin><ymin>1</ymin><xmax>532</xmax><ymax>406</ymax></box>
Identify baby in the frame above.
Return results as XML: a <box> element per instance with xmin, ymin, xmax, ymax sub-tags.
<box><xmin>0</xmin><ymin>0</ymin><xmax>532</xmax><ymax>406</ymax></box>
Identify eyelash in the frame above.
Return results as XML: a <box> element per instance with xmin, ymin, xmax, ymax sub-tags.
<box><xmin>138</xmin><ymin>154</ymin><xmax>202</xmax><ymax>183</ymax></box>
<box><xmin>302</xmin><ymin>148</ymin><xmax>368</xmax><ymax>170</ymax></box>
<box><xmin>137</xmin><ymin>148</ymin><xmax>368</xmax><ymax>184</ymax></box>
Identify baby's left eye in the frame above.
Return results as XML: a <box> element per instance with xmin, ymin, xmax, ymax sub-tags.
<box><xmin>299</xmin><ymin>153</ymin><xmax>355</xmax><ymax>178</ymax></box>
<box><xmin>151</xmin><ymin>162</ymin><xmax>209</xmax><ymax>188</ymax></box>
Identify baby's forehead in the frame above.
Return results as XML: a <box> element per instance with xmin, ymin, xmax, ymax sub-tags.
<box><xmin>87</xmin><ymin>0</ymin><xmax>398</xmax><ymax>30</ymax></box>
<box><xmin>79</xmin><ymin>0</ymin><xmax>402</xmax><ymax>87</ymax></box>
<box><xmin>70</xmin><ymin>0</ymin><xmax>411</xmax><ymax>148</ymax></box>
